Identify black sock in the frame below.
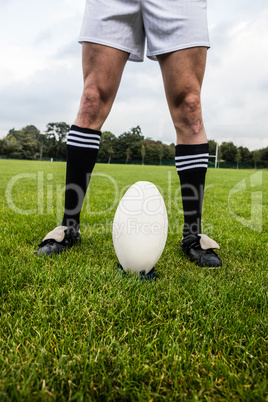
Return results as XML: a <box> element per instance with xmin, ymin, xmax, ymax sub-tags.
<box><xmin>175</xmin><ymin>143</ymin><xmax>209</xmax><ymax>237</ymax></box>
<box><xmin>62</xmin><ymin>125</ymin><xmax>101</xmax><ymax>231</ymax></box>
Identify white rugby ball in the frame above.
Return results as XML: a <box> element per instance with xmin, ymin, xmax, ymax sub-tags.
<box><xmin>112</xmin><ymin>181</ymin><xmax>168</xmax><ymax>274</ymax></box>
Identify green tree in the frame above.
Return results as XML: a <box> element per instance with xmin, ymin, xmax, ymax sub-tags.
<box><xmin>220</xmin><ymin>142</ymin><xmax>238</xmax><ymax>162</ymax></box>
<box><xmin>252</xmin><ymin>148</ymin><xmax>268</xmax><ymax>169</ymax></box>
<box><xmin>115</xmin><ymin>126</ymin><xmax>144</xmax><ymax>161</ymax></box>
<box><xmin>158</xmin><ymin>144</ymin><xmax>164</xmax><ymax>165</ymax></box>
<box><xmin>108</xmin><ymin>147</ymin><xmax>114</xmax><ymax>164</ymax></box>
<box><xmin>45</xmin><ymin>122</ymin><xmax>69</xmax><ymax>159</ymax></box>
<box><xmin>238</xmin><ymin>146</ymin><xmax>251</xmax><ymax>162</ymax></box>
<box><xmin>45</xmin><ymin>127</ymin><xmax>57</xmax><ymax>157</ymax></box>
<box><xmin>145</xmin><ymin>140</ymin><xmax>159</xmax><ymax>164</ymax></box>
<box><xmin>2</xmin><ymin>129</ymin><xmax>19</xmax><ymax>157</ymax></box>
<box><xmin>22</xmin><ymin>125</ymin><xmax>40</xmax><ymax>159</ymax></box>
<box><xmin>126</xmin><ymin>147</ymin><xmax>131</xmax><ymax>164</ymax></box>
<box><xmin>98</xmin><ymin>131</ymin><xmax>117</xmax><ymax>161</ymax></box>
<box><xmin>169</xmin><ymin>143</ymin><xmax>175</xmax><ymax>159</ymax></box>
<box><xmin>235</xmin><ymin>149</ymin><xmax>242</xmax><ymax>169</ymax></box>
<box><xmin>37</xmin><ymin>133</ymin><xmax>46</xmax><ymax>160</ymax></box>
<box><xmin>141</xmin><ymin>143</ymin><xmax>146</xmax><ymax>165</ymax></box>
<box><xmin>0</xmin><ymin>139</ymin><xmax>4</xmax><ymax>155</ymax></box>
<box><xmin>208</xmin><ymin>139</ymin><xmax>218</xmax><ymax>156</ymax></box>
<box><xmin>1</xmin><ymin>126</ymin><xmax>40</xmax><ymax>159</ymax></box>
<box><xmin>252</xmin><ymin>150</ymin><xmax>261</xmax><ymax>169</ymax></box>
<box><xmin>259</xmin><ymin>147</ymin><xmax>268</xmax><ymax>162</ymax></box>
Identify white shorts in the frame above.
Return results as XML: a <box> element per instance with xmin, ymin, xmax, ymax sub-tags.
<box><xmin>78</xmin><ymin>0</ymin><xmax>210</xmax><ymax>62</ymax></box>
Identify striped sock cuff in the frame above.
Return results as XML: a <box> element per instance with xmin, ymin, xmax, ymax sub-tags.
<box><xmin>67</xmin><ymin>125</ymin><xmax>101</xmax><ymax>151</ymax></box>
<box><xmin>175</xmin><ymin>143</ymin><xmax>209</xmax><ymax>172</ymax></box>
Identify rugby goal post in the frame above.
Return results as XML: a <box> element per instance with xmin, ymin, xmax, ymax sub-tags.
<box><xmin>208</xmin><ymin>142</ymin><xmax>219</xmax><ymax>168</ymax></box>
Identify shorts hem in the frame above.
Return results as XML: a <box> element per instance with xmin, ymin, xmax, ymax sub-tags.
<box><xmin>147</xmin><ymin>42</ymin><xmax>211</xmax><ymax>60</ymax></box>
<box><xmin>78</xmin><ymin>37</ymin><xmax>144</xmax><ymax>62</ymax></box>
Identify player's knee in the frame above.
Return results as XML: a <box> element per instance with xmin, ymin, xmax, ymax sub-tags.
<box><xmin>81</xmin><ymin>89</ymin><xmax>101</xmax><ymax>113</ymax></box>
<box><xmin>78</xmin><ymin>89</ymin><xmax>102</xmax><ymax>122</ymax></box>
<box><xmin>177</xmin><ymin>92</ymin><xmax>203</xmax><ymax>136</ymax></box>
<box><xmin>181</xmin><ymin>92</ymin><xmax>201</xmax><ymax>115</ymax></box>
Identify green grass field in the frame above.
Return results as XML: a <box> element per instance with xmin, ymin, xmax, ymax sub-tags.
<box><xmin>0</xmin><ymin>160</ymin><xmax>267</xmax><ymax>401</ymax></box>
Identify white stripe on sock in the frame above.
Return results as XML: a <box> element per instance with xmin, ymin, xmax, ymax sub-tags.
<box><xmin>176</xmin><ymin>158</ymin><xmax>208</xmax><ymax>167</ymax></box>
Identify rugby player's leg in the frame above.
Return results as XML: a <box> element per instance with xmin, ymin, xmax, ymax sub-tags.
<box><xmin>38</xmin><ymin>43</ymin><xmax>129</xmax><ymax>256</ymax></box>
<box><xmin>158</xmin><ymin>47</ymin><xmax>221</xmax><ymax>267</ymax></box>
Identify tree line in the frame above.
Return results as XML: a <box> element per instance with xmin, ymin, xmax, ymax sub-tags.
<box><xmin>0</xmin><ymin>123</ymin><xmax>69</xmax><ymax>161</ymax></box>
<box><xmin>208</xmin><ymin>140</ymin><xmax>268</xmax><ymax>169</ymax></box>
<box><xmin>0</xmin><ymin>122</ymin><xmax>267</xmax><ymax>168</ymax></box>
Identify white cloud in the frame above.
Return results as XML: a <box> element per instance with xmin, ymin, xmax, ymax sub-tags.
<box><xmin>203</xmin><ymin>7</ymin><xmax>268</xmax><ymax>149</ymax></box>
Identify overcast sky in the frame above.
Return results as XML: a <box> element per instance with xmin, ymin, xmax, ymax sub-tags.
<box><xmin>0</xmin><ymin>0</ymin><xmax>267</xmax><ymax>150</ymax></box>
